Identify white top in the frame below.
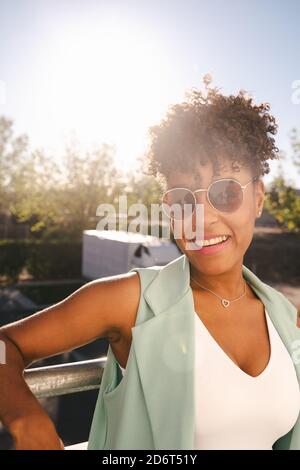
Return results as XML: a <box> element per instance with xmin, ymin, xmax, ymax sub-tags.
<box><xmin>194</xmin><ymin>308</ymin><xmax>300</xmax><ymax>450</ymax></box>
<box><xmin>116</xmin><ymin>308</ymin><xmax>300</xmax><ymax>450</ymax></box>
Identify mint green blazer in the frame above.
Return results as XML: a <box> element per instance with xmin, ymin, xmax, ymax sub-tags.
<box><xmin>87</xmin><ymin>254</ymin><xmax>300</xmax><ymax>450</ymax></box>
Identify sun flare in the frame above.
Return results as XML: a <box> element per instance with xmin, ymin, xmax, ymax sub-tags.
<box><xmin>43</xmin><ymin>20</ymin><xmax>171</xmax><ymax>169</ymax></box>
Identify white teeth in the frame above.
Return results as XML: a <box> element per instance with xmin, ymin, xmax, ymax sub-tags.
<box><xmin>194</xmin><ymin>235</ymin><xmax>229</xmax><ymax>247</ymax></box>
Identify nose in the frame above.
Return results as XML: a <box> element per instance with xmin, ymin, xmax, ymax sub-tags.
<box><xmin>192</xmin><ymin>191</ymin><xmax>219</xmax><ymax>234</ymax></box>
<box><xmin>194</xmin><ymin>191</ymin><xmax>219</xmax><ymax>216</ymax></box>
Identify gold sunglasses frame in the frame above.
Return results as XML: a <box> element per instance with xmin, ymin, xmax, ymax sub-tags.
<box><xmin>161</xmin><ymin>176</ymin><xmax>259</xmax><ymax>219</ymax></box>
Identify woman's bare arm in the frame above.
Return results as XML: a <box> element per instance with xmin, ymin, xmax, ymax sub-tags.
<box><xmin>0</xmin><ymin>271</ymin><xmax>140</xmax><ymax>448</ymax></box>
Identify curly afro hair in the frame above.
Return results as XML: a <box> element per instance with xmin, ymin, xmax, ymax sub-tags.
<box><xmin>144</xmin><ymin>76</ymin><xmax>280</xmax><ymax>185</ymax></box>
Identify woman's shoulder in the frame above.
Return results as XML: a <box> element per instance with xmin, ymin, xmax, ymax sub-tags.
<box><xmin>103</xmin><ymin>264</ymin><xmax>165</xmax><ymax>341</ymax></box>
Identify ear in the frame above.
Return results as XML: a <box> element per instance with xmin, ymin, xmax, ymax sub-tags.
<box><xmin>255</xmin><ymin>179</ymin><xmax>265</xmax><ymax>217</ymax></box>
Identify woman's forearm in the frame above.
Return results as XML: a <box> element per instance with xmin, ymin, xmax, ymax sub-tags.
<box><xmin>0</xmin><ymin>333</ymin><xmax>47</xmax><ymax>432</ymax></box>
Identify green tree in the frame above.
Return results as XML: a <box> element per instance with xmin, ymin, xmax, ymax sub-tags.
<box><xmin>263</xmin><ymin>128</ymin><xmax>300</xmax><ymax>233</ymax></box>
<box><xmin>1</xmin><ymin>115</ymin><xmax>171</xmax><ymax>241</ymax></box>
<box><xmin>265</xmin><ymin>176</ymin><xmax>300</xmax><ymax>233</ymax></box>
<box><xmin>10</xmin><ymin>148</ymin><xmax>62</xmax><ymax>236</ymax></box>
<box><xmin>57</xmin><ymin>141</ymin><xmax>119</xmax><ymax>238</ymax></box>
<box><xmin>12</xmin><ymin>140</ymin><xmax>120</xmax><ymax>240</ymax></box>
<box><xmin>0</xmin><ymin>116</ymin><xmax>29</xmax><ymax>214</ymax></box>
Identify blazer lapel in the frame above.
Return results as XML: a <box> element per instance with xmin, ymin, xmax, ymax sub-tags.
<box><xmin>131</xmin><ymin>254</ymin><xmax>300</xmax><ymax>450</ymax></box>
<box><xmin>132</xmin><ymin>254</ymin><xmax>195</xmax><ymax>449</ymax></box>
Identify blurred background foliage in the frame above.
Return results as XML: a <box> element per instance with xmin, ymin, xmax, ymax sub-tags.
<box><xmin>0</xmin><ymin>115</ymin><xmax>164</xmax><ymax>242</ymax></box>
<box><xmin>265</xmin><ymin>176</ymin><xmax>300</xmax><ymax>233</ymax></box>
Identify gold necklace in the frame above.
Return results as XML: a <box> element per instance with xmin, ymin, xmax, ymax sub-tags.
<box><xmin>190</xmin><ymin>276</ymin><xmax>247</xmax><ymax>308</ymax></box>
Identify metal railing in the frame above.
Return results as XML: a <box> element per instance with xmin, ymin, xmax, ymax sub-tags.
<box><xmin>23</xmin><ymin>358</ymin><xmax>107</xmax><ymax>398</ymax></box>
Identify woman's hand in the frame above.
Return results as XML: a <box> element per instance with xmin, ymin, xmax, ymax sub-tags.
<box><xmin>10</xmin><ymin>412</ymin><xmax>65</xmax><ymax>450</ymax></box>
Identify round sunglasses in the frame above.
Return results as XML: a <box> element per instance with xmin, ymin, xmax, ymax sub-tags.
<box><xmin>162</xmin><ymin>176</ymin><xmax>259</xmax><ymax>220</ymax></box>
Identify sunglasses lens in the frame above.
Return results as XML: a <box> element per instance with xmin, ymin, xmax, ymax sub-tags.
<box><xmin>209</xmin><ymin>180</ymin><xmax>243</xmax><ymax>212</ymax></box>
<box><xmin>162</xmin><ymin>189</ymin><xmax>195</xmax><ymax>220</ymax></box>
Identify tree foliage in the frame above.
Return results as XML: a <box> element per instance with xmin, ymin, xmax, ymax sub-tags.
<box><xmin>265</xmin><ymin>177</ymin><xmax>300</xmax><ymax>233</ymax></box>
<box><xmin>0</xmin><ymin>116</ymin><xmax>163</xmax><ymax>240</ymax></box>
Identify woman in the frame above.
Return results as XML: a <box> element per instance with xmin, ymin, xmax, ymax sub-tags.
<box><xmin>0</xmin><ymin>81</ymin><xmax>299</xmax><ymax>450</ymax></box>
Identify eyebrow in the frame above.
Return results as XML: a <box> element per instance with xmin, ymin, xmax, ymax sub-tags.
<box><xmin>167</xmin><ymin>174</ymin><xmax>203</xmax><ymax>191</ymax></box>
<box><xmin>168</xmin><ymin>175</ymin><xmax>229</xmax><ymax>191</ymax></box>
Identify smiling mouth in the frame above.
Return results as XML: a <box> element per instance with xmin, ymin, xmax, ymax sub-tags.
<box><xmin>186</xmin><ymin>235</ymin><xmax>231</xmax><ymax>247</ymax></box>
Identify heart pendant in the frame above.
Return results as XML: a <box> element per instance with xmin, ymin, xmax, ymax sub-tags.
<box><xmin>221</xmin><ymin>299</ymin><xmax>230</xmax><ymax>308</ymax></box>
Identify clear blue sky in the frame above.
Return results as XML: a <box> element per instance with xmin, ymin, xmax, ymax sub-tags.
<box><xmin>0</xmin><ymin>0</ymin><xmax>300</xmax><ymax>188</ymax></box>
